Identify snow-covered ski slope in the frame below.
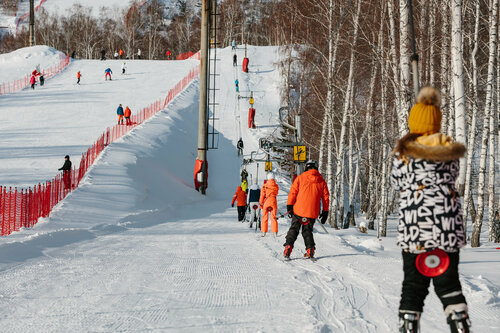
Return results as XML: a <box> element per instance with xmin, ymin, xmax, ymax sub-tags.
<box><xmin>0</xmin><ymin>46</ymin><xmax>499</xmax><ymax>332</ymax></box>
<box><xmin>0</xmin><ymin>46</ymin><xmax>198</xmax><ymax>187</ymax></box>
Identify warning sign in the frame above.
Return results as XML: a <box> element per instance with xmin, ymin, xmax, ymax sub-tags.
<box><xmin>294</xmin><ymin>145</ymin><xmax>307</xmax><ymax>162</ymax></box>
<box><xmin>265</xmin><ymin>161</ymin><xmax>272</xmax><ymax>171</ymax></box>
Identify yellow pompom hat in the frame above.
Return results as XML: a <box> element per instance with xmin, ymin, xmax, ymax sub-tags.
<box><xmin>408</xmin><ymin>87</ymin><xmax>442</xmax><ymax>135</ymax></box>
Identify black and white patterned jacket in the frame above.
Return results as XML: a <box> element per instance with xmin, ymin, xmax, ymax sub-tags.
<box><xmin>390</xmin><ymin>134</ymin><xmax>466</xmax><ymax>253</ymax></box>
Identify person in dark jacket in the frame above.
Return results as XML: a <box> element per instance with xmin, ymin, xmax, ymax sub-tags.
<box><xmin>233</xmin><ymin>53</ymin><xmax>237</xmax><ymax>66</ymax></box>
<box><xmin>237</xmin><ymin>138</ymin><xmax>244</xmax><ymax>156</ymax></box>
<box><xmin>100</xmin><ymin>49</ymin><xmax>106</xmax><ymax>60</ymax></box>
<box><xmin>284</xmin><ymin>160</ymin><xmax>329</xmax><ymax>259</ymax></box>
<box><xmin>58</xmin><ymin>155</ymin><xmax>72</xmax><ymax>190</ymax></box>
<box><xmin>247</xmin><ymin>181</ymin><xmax>261</xmax><ymax>228</ymax></box>
<box><xmin>39</xmin><ymin>74</ymin><xmax>45</xmax><ymax>86</ymax></box>
<box><xmin>391</xmin><ymin>86</ymin><xmax>470</xmax><ymax>333</ymax></box>
<box><xmin>117</xmin><ymin>104</ymin><xmax>124</xmax><ymax>125</ymax></box>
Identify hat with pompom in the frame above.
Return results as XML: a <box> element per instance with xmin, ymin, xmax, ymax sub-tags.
<box><xmin>408</xmin><ymin>87</ymin><xmax>442</xmax><ymax>135</ymax></box>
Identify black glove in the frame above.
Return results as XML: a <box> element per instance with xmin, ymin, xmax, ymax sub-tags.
<box><xmin>320</xmin><ymin>211</ymin><xmax>329</xmax><ymax>224</ymax></box>
<box><xmin>287</xmin><ymin>205</ymin><xmax>294</xmax><ymax>217</ymax></box>
<box><xmin>232</xmin><ymin>203</ymin><xmax>234</xmax><ymax>207</ymax></box>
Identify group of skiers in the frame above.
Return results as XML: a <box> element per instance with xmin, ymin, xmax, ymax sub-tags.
<box><xmin>29</xmin><ymin>67</ymin><xmax>44</xmax><ymax>89</ymax></box>
<box><xmin>116</xmin><ymin>104</ymin><xmax>132</xmax><ymax>125</ymax></box>
<box><xmin>231</xmin><ymin>84</ymin><xmax>471</xmax><ymax>332</ymax></box>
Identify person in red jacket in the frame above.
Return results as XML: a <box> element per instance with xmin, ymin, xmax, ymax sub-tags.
<box><xmin>260</xmin><ymin>173</ymin><xmax>279</xmax><ymax>236</ymax></box>
<box><xmin>284</xmin><ymin>160</ymin><xmax>330</xmax><ymax>259</ymax></box>
<box><xmin>232</xmin><ymin>186</ymin><xmax>247</xmax><ymax>222</ymax></box>
<box><xmin>124</xmin><ymin>106</ymin><xmax>132</xmax><ymax>125</ymax></box>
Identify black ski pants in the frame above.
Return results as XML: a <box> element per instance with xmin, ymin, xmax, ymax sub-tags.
<box><xmin>237</xmin><ymin>205</ymin><xmax>246</xmax><ymax>221</ymax></box>
<box><xmin>285</xmin><ymin>214</ymin><xmax>315</xmax><ymax>250</ymax></box>
<box><xmin>400</xmin><ymin>250</ymin><xmax>467</xmax><ymax>313</ymax></box>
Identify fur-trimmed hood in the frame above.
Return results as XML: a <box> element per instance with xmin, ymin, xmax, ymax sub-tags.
<box><xmin>395</xmin><ymin>133</ymin><xmax>466</xmax><ymax>162</ymax></box>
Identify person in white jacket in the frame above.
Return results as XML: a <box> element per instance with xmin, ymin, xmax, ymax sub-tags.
<box><xmin>247</xmin><ymin>180</ymin><xmax>261</xmax><ymax>229</ymax></box>
<box><xmin>121</xmin><ymin>62</ymin><xmax>126</xmax><ymax>74</ymax></box>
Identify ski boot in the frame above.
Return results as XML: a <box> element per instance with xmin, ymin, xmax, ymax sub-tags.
<box><xmin>398</xmin><ymin>310</ymin><xmax>421</xmax><ymax>333</ymax></box>
<box><xmin>306</xmin><ymin>247</ymin><xmax>315</xmax><ymax>259</ymax></box>
<box><xmin>446</xmin><ymin>304</ymin><xmax>471</xmax><ymax>333</ymax></box>
<box><xmin>284</xmin><ymin>245</ymin><xmax>293</xmax><ymax>259</ymax></box>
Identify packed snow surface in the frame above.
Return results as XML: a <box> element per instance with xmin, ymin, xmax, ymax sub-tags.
<box><xmin>0</xmin><ymin>46</ymin><xmax>499</xmax><ymax>332</ymax></box>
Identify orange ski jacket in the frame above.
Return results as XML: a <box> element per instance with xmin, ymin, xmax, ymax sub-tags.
<box><xmin>232</xmin><ymin>186</ymin><xmax>247</xmax><ymax>206</ymax></box>
<box><xmin>124</xmin><ymin>107</ymin><xmax>131</xmax><ymax>117</ymax></box>
<box><xmin>287</xmin><ymin>169</ymin><xmax>330</xmax><ymax>219</ymax></box>
<box><xmin>259</xmin><ymin>179</ymin><xmax>279</xmax><ymax>210</ymax></box>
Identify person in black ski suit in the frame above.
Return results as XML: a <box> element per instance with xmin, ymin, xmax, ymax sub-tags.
<box><xmin>247</xmin><ymin>180</ymin><xmax>261</xmax><ymax>228</ymax></box>
<box><xmin>233</xmin><ymin>53</ymin><xmax>237</xmax><ymax>66</ymax></box>
<box><xmin>391</xmin><ymin>87</ymin><xmax>470</xmax><ymax>333</ymax></box>
<box><xmin>58</xmin><ymin>155</ymin><xmax>72</xmax><ymax>190</ymax></box>
<box><xmin>100</xmin><ymin>49</ymin><xmax>106</xmax><ymax>60</ymax></box>
<box><xmin>237</xmin><ymin>138</ymin><xmax>244</xmax><ymax>156</ymax></box>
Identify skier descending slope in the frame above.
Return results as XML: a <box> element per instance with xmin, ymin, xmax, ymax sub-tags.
<box><xmin>247</xmin><ymin>180</ymin><xmax>261</xmax><ymax>228</ymax></box>
<box><xmin>283</xmin><ymin>160</ymin><xmax>329</xmax><ymax>260</ymax></box>
<box><xmin>259</xmin><ymin>173</ymin><xmax>279</xmax><ymax>236</ymax></box>
<box><xmin>105</xmin><ymin>68</ymin><xmax>113</xmax><ymax>80</ymax></box>
<box><xmin>391</xmin><ymin>87</ymin><xmax>470</xmax><ymax>333</ymax></box>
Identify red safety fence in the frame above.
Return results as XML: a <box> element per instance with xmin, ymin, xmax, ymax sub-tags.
<box><xmin>177</xmin><ymin>51</ymin><xmax>201</xmax><ymax>61</ymax></box>
<box><xmin>0</xmin><ymin>64</ymin><xmax>201</xmax><ymax>236</ymax></box>
<box><xmin>0</xmin><ymin>53</ymin><xmax>70</xmax><ymax>96</ymax></box>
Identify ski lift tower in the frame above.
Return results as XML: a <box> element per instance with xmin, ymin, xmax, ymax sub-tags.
<box><xmin>29</xmin><ymin>0</ymin><xmax>35</xmax><ymax>46</ymax></box>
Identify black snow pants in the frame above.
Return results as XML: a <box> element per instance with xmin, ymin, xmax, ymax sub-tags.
<box><xmin>285</xmin><ymin>214</ymin><xmax>315</xmax><ymax>250</ymax></box>
<box><xmin>400</xmin><ymin>250</ymin><xmax>467</xmax><ymax>313</ymax></box>
<box><xmin>237</xmin><ymin>205</ymin><xmax>246</xmax><ymax>221</ymax></box>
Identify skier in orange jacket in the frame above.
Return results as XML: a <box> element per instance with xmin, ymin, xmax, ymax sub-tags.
<box><xmin>232</xmin><ymin>186</ymin><xmax>247</xmax><ymax>222</ymax></box>
<box><xmin>284</xmin><ymin>160</ymin><xmax>329</xmax><ymax>259</ymax></box>
<box><xmin>124</xmin><ymin>106</ymin><xmax>132</xmax><ymax>125</ymax></box>
<box><xmin>259</xmin><ymin>173</ymin><xmax>279</xmax><ymax>236</ymax></box>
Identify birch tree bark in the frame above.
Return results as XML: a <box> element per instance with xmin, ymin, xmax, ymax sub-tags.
<box><xmin>471</xmin><ymin>0</ymin><xmax>498</xmax><ymax>247</ymax></box>
<box><xmin>451</xmin><ymin>0</ymin><xmax>467</xmax><ymax>193</ymax></box>
<box><xmin>398</xmin><ymin>0</ymin><xmax>411</xmax><ymax>134</ymax></box>
<box><xmin>462</xmin><ymin>0</ymin><xmax>481</xmax><ymax>236</ymax></box>
<box><xmin>330</xmin><ymin>0</ymin><xmax>361</xmax><ymax>229</ymax></box>
<box><xmin>440</xmin><ymin>0</ymin><xmax>450</xmax><ymax>135</ymax></box>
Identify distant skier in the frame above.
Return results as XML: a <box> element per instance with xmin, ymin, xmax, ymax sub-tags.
<box><xmin>233</xmin><ymin>53</ymin><xmax>237</xmax><ymax>66</ymax></box>
<box><xmin>391</xmin><ymin>87</ymin><xmax>470</xmax><ymax>332</ymax></box>
<box><xmin>235</xmin><ymin>79</ymin><xmax>239</xmax><ymax>92</ymax></box>
<box><xmin>124</xmin><ymin>106</ymin><xmax>132</xmax><ymax>125</ymax></box>
<box><xmin>137</xmin><ymin>48</ymin><xmax>142</xmax><ymax>59</ymax></box>
<box><xmin>39</xmin><ymin>74</ymin><xmax>45</xmax><ymax>86</ymax></box>
<box><xmin>247</xmin><ymin>180</ymin><xmax>261</xmax><ymax>228</ymax></box>
<box><xmin>231</xmin><ymin>40</ymin><xmax>236</xmax><ymax>50</ymax></box>
<box><xmin>166</xmin><ymin>50</ymin><xmax>172</xmax><ymax>60</ymax></box>
<box><xmin>119</xmin><ymin>49</ymin><xmax>124</xmax><ymax>59</ymax></box>
<box><xmin>100</xmin><ymin>49</ymin><xmax>106</xmax><ymax>60</ymax></box>
<box><xmin>241</xmin><ymin>169</ymin><xmax>248</xmax><ymax>181</ymax></box>
<box><xmin>241</xmin><ymin>179</ymin><xmax>248</xmax><ymax>193</ymax></box>
<box><xmin>117</xmin><ymin>104</ymin><xmax>124</xmax><ymax>125</ymax></box>
<box><xmin>259</xmin><ymin>173</ymin><xmax>279</xmax><ymax>236</ymax></box>
<box><xmin>105</xmin><ymin>68</ymin><xmax>112</xmax><ymax>80</ymax></box>
<box><xmin>76</xmin><ymin>71</ymin><xmax>81</xmax><ymax>84</ymax></box>
<box><xmin>237</xmin><ymin>138</ymin><xmax>244</xmax><ymax>156</ymax></box>
<box><xmin>58</xmin><ymin>155</ymin><xmax>72</xmax><ymax>190</ymax></box>
<box><xmin>121</xmin><ymin>62</ymin><xmax>126</xmax><ymax>74</ymax></box>
<box><xmin>71</xmin><ymin>51</ymin><xmax>76</xmax><ymax>59</ymax></box>
<box><xmin>283</xmin><ymin>159</ymin><xmax>329</xmax><ymax>260</ymax></box>
<box><xmin>114</xmin><ymin>51</ymin><xmax>119</xmax><ymax>59</ymax></box>
<box><xmin>30</xmin><ymin>75</ymin><xmax>36</xmax><ymax>89</ymax></box>
<box><xmin>231</xmin><ymin>186</ymin><xmax>247</xmax><ymax>222</ymax></box>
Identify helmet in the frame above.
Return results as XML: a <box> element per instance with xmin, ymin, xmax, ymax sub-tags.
<box><xmin>267</xmin><ymin>172</ymin><xmax>274</xmax><ymax>180</ymax></box>
<box><xmin>65</xmin><ymin>155</ymin><xmax>70</xmax><ymax>159</ymax></box>
<box><xmin>305</xmin><ymin>159</ymin><xmax>318</xmax><ymax>171</ymax></box>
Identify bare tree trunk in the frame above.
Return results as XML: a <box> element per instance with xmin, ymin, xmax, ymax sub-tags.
<box><xmin>330</xmin><ymin>0</ymin><xmax>361</xmax><ymax>229</ymax></box>
<box><xmin>471</xmin><ymin>0</ymin><xmax>498</xmax><ymax>247</ymax></box>
<box><xmin>398</xmin><ymin>0</ymin><xmax>411</xmax><ymax>134</ymax></box>
<box><xmin>451</xmin><ymin>0</ymin><xmax>467</xmax><ymax>193</ymax></box>
<box><xmin>441</xmin><ymin>0</ymin><xmax>450</xmax><ymax>135</ymax></box>
<box><xmin>388</xmin><ymin>0</ymin><xmax>402</xmax><ymax>131</ymax></box>
<box><xmin>429</xmin><ymin>0</ymin><xmax>436</xmax><ymax>86</ymax></box>
<box><xmin>462</xmin><ymin>0</ymin><xmax>481</xmax><ymax>237</ymax></box>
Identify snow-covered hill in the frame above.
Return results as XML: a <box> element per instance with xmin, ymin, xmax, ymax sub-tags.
<box><xmin>0</xmin><ymin>45</ymin><xmax>499</xmax><ymax>332</ymax></box>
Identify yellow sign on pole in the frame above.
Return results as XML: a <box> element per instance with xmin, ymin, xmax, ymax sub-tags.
<box><xmin>265</xmin><ymin>161</ymin><xmax>272</xmax><ymax>171</ymax></box>
<box><xmin>294</xmin><ymin>145</ymin><xmax>307</xmax><ymax>162</ymax></box>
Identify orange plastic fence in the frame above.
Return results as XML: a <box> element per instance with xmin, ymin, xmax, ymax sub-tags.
<box><xmin>0</xmin><ymin>65</ymin><xmax>201</xmax><ymax>236</ymax></box>
<box><xmin>0</xmin><ymin>53</ymin><xmax>70</xmax><ymax>96</ymax></box>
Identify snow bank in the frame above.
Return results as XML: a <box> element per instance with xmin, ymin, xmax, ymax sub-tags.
<box><xmin>0</xmin><ymin>45</ymin><xmax>65</xmax><ymax>83</ymax></box>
